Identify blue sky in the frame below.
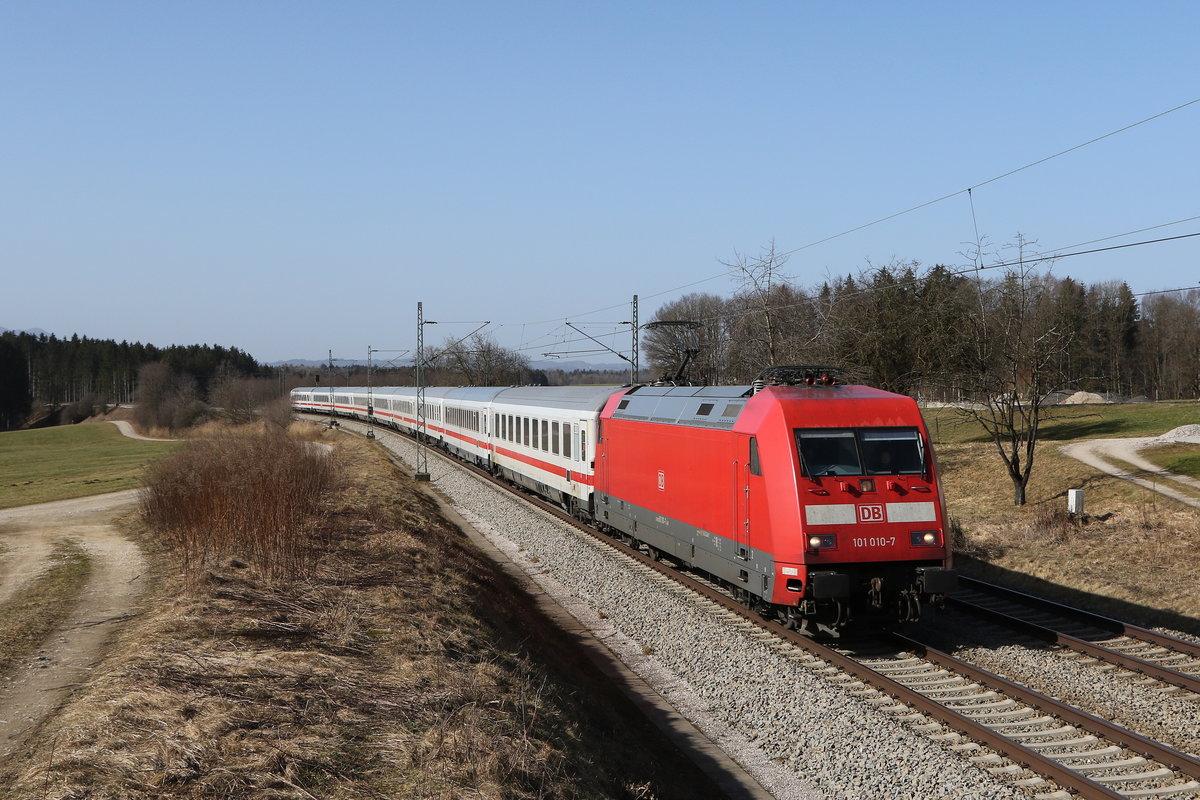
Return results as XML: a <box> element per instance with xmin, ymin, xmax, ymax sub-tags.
<box><xmin>2</xmin><ymin>2</ymin><xmax>1197</xmax><ymax>365</ymax></box>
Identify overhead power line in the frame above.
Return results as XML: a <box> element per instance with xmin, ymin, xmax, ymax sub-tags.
<box><xmin>637</xmin><ymin>231</ymin><xmax>1200</xmax><ymax>333</ymax></box>
<box><xmin>1133</xmin><ymin>285</ymin><xmax>1200</xmax><ymax>298</ymax></box>
<box><xmin>506</xmin><ymin>96</ymin><xmax>1200</xmax><ymax>331</ymax></box>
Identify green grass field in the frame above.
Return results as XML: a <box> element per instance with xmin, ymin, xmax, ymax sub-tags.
<box><xmin>923</xmin><ymin>400</ymin><xmax>1200</xmax><ymax>445</ymax></box>
<box><xmin>1139</xmin><ymin>442</ymin><xmax>1200</xmax><ymax>479</ymax></box>
<box><xmin>0</xmin><ymin>424</ymin><xmax>180</xmax><ymax>509</ymax></box>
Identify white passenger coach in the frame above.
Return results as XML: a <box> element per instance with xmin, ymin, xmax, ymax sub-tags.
<box><xmin>291</xmin><ymin>385</ymin><xmax>620</xmax><ymax>514</ymax></box>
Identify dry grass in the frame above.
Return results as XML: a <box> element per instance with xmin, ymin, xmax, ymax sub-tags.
<box><xmin>941</xmin><ymin>440</ymin><xmax>1200</xmax><ymax>629</ymax></box>
<box><xmin>0</xmin><ymin>431</ymin><xmax>716</xmax><ymax>800</ymax></box>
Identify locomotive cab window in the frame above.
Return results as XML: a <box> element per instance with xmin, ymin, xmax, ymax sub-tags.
<box><xmin>796</xmin><ymin>430</ymin><xmax>861</xmax><ymax>477</ymax></box>
<box><xmin>861</xmin><ymin>429</ymin><xmax>924</xmax><ymax>475</ymax></box>
<box><xmin>796</xmin><ymin>428</ymin><xmax>926</xmax><ymax>478</ymax></box>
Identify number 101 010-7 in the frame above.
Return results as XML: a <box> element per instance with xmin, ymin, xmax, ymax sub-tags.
<box><xmin>852</xmin><ymin>537</ymin><xmax>896</xmax><ymax>548</ymax></box>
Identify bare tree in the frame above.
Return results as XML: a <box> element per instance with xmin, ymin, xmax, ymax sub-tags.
<box><xmin>722</xmin><ymin>240</ymin><xmax>793</xmax><ymax>373</ymax></box>
<box><xmin>1138</xmin><ymin>289</ymin><xmax>1200</xmax><ymax>399</ymax></box>
<box><xmin>135</xmin><ymin>362</ymin><xmax>208</xmax><ymax>430</ymax></box>
<box><xmin>642</xmin><ymin>293</ymin><xmax>728</xmax><ymax>384</ymax></box>
<box><xmin>951</xmin><ymin>236</ymin><xmax>1073</xmax><ymax>505</ymax></box>
<box><xmin>210</xmin><ymin>376</ymin><xmax>279</xmax><ymax>424</ymax></box>
<box><xmin>434</xmin><ymin>333</ymin><xmax>530</xmax><ymax>385</ymax></box>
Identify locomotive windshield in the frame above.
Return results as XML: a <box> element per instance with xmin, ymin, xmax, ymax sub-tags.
<box><xmin>860</xmin><ymin>429</ymin><xmax>924</xmax><ymax>474</ymax></box>
<box><xmin>796</xmin><ymin>428</ymin><xmax>925</xmax><ymax>477</ymax></box>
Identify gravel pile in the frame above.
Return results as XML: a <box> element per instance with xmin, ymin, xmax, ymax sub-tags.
<box><xmin>1149</xmin><ymin>425</ymin><xmax>1200</xmax><ymax>445</ymax></box>
<box><xmin>357</xmin><ymin>425</ymin><xmax>1030</xmax><ymax>800</ymax></box>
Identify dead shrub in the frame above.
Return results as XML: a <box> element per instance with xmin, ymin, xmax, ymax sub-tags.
<box><xmin>140</xmin><ymin>432</ymin><xmax>337</xmax><ymax>581</ymax></box>
<box><xmin>263</xmin><ymin>396</ymin><xmax>294</xmax><ymax>430</ymax></box>
<box><xmin>1026</xmin><ymin>505</ymin><xmax>1086</xmax><ymax>544</ymax></box>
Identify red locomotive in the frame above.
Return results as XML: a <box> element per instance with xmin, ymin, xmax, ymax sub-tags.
<box><xmin>292</xmin><ymin>366</ymin><xmax>955</xmax><ymax>634</ymax></box>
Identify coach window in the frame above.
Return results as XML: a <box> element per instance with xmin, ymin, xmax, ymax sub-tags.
<box><xmin>749</xmin><ymin>437</ymin><xmax>762</xmax><ymax>476</ymax></box>
<box><xmin>532</xmin><ymin>418</ymin><xmax>539</xmax><ymax>449</ymax></box>
<box><xmin>524</xmin><ymin>417</ymin><xmax>531</xmax><ymax>447</ymax></box>
<box><xmin>551</xmin><ymin>421</ymin><xmax>560</xmax><ymax>455</ymax></box>
<box><xmin>563</xmin><ymin>423</ymin><xmax>572</xmax><ymax>459</ymax></box>
<box><xmin>580</xmin><ymin>429</ymin><xmax>587</xmax><ymax>463</ymax></box>
<box><xmin>541</xmin><ymin>420</ymin><xmax>549</xmax><ymax>452</ymax></box>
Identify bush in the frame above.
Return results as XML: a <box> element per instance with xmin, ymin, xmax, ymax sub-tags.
<box><xmin>140</xmin><ymin>432</ymin><xmax>336</xmax><ymax>580</ymax></box>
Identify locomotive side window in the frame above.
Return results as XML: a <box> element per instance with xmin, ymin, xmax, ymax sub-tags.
<box><xmin>749</xmin><ymin>437</ymin><xmax>761</xmax><ymax>476</ymax></box>
<box><xmin>861</xmin><ymin>429</ymin><xmax>924</xmax><ymax>475</ymax></box>
<box><xmin>796</xmin><ymin>430</ymin><xmax>861</xmax><ymax>477</ymax></box>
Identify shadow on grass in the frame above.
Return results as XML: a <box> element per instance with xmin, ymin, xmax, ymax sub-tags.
<box><xmin>931</xmin><ymin>413</ymin><xmax>1119</xmax><ymax>445</ymax></box>
<box><xmin>1037</xmin><ymin>415</ymin><xmax>1140</xmax><ymax>441</ymax></box>
<box><xmin>953</xmin><ymin>553</ymin><xmax>1200</xmax><ymax>638</ymax></box>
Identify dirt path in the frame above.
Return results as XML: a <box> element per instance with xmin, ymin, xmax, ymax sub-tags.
<box><xmin>0</xmin><ymin>491</ymin><xmax>145</xmax><ymax>757</ymax></box>
<box><xmin>1060</xmin><ymin>429</ymin><xmax>1200</xmax><ymax>510</ymax></box>
<box><xmin>107</xmin><ymin>420</ymin><xmax>176</xmax><ymax>442</ymax></box>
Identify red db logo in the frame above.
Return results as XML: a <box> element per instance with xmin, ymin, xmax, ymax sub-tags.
<box><xmin>858</xmin><ymin>504</ymin><xmax>885</xmax><ymax>523</ymax></box>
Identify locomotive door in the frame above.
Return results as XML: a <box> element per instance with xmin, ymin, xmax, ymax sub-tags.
<box><xmin>734</xmin><ymin>459</ymin><xmax>750</xmax><ymax>561</ymax></box>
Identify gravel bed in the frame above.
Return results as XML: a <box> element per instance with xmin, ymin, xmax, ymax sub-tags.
<box><xmin>1158</xmin><ymin>627</ymin><xmax>1200</xmax><ymax>647</ymax></box>
<box><xmin>919</xmin><ymin>610</ymin><xmax>1200</xmax><ymax>758</ymax></box>
<box><xmin>356</xmin><ymin>426</ymin><xmax>1029</xmax><ymax>800</ymax></box>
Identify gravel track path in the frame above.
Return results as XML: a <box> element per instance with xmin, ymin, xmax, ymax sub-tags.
<box><xmin>1060</xmin><ymin>427</ymin><xmax>1200</xmax><ymax>510</ymax></box>
<box><xmin>349</xmin><ymin>423</ymin><xmax>1030</xmax><ymax>800</ymax></box>
<box><xmin>0</xmin><ymin>491</ymin><xmax>146</xmax><ymax>757</ymax></box>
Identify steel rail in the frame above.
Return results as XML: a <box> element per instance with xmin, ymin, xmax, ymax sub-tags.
<box><xmin>958</xmin><ymin>576</ymin><xmax>1200</xmax><ymax>659</ymax></box>
<box><xmin>948</xmin><ymin>594</ymin><xmax>1200</xmax><ymax>695</ymax></box>
<box><xmin>329</xmin><ymin>417</ymin><xmax>1200</xmax><ymax>799</ymax></box>
<box><xmin>894</xmin><ymin>632</ymin><xmax>1200</xmax><ymax>786</ymax></box>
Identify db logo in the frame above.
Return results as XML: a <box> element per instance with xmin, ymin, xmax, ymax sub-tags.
<box><xmin>857</xmin><ymin>504</ymin><xmax>885</xmax><ymax>523</ymax></box>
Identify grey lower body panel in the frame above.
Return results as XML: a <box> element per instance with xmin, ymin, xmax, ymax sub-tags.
<box><xmin>596</xmin><ymin>493</ymin><xmax>775</xmax><ymax>601</ymax></box>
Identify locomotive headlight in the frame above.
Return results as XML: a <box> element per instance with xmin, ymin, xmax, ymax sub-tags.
<box><xmin>807</xmin><ymin>534</ymin><xmax>837</xmax><ymax>550</ymax></box>
<box><xmin>911</xmin><ymin>530</ymin><xmax>940</xmax><ymax>546</ymax></box>
<box><xmin>808</xmin><ymin>536</ymin><xmax>821</xmax><ymax>548</ymax></box>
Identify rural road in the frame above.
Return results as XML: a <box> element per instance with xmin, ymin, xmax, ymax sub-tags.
<box><xmin>0</xmin><ymin>420</ymin><xmax>158</xmax><ymax>757</ymax></box>
<box><xmin>1060</xmin><ymin>426</ymin><xmax>1200</xmax><ymax>510</ymax></box>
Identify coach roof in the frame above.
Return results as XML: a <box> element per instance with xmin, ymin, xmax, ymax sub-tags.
<box><xmin>493</xmin><ymin>385</ymin><xmax>624</xmax><ymax>412</ymax></box>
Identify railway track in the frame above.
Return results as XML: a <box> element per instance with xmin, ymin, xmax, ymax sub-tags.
<box><xmin>949</xmin><ymin>577</ymin><xmax>1200</xmax><ymax>698</ymax></box>
<box><xmin>325</xmin><ymin>417</ymin><xmax>1200</xmax><ymax>799</ymax></box>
